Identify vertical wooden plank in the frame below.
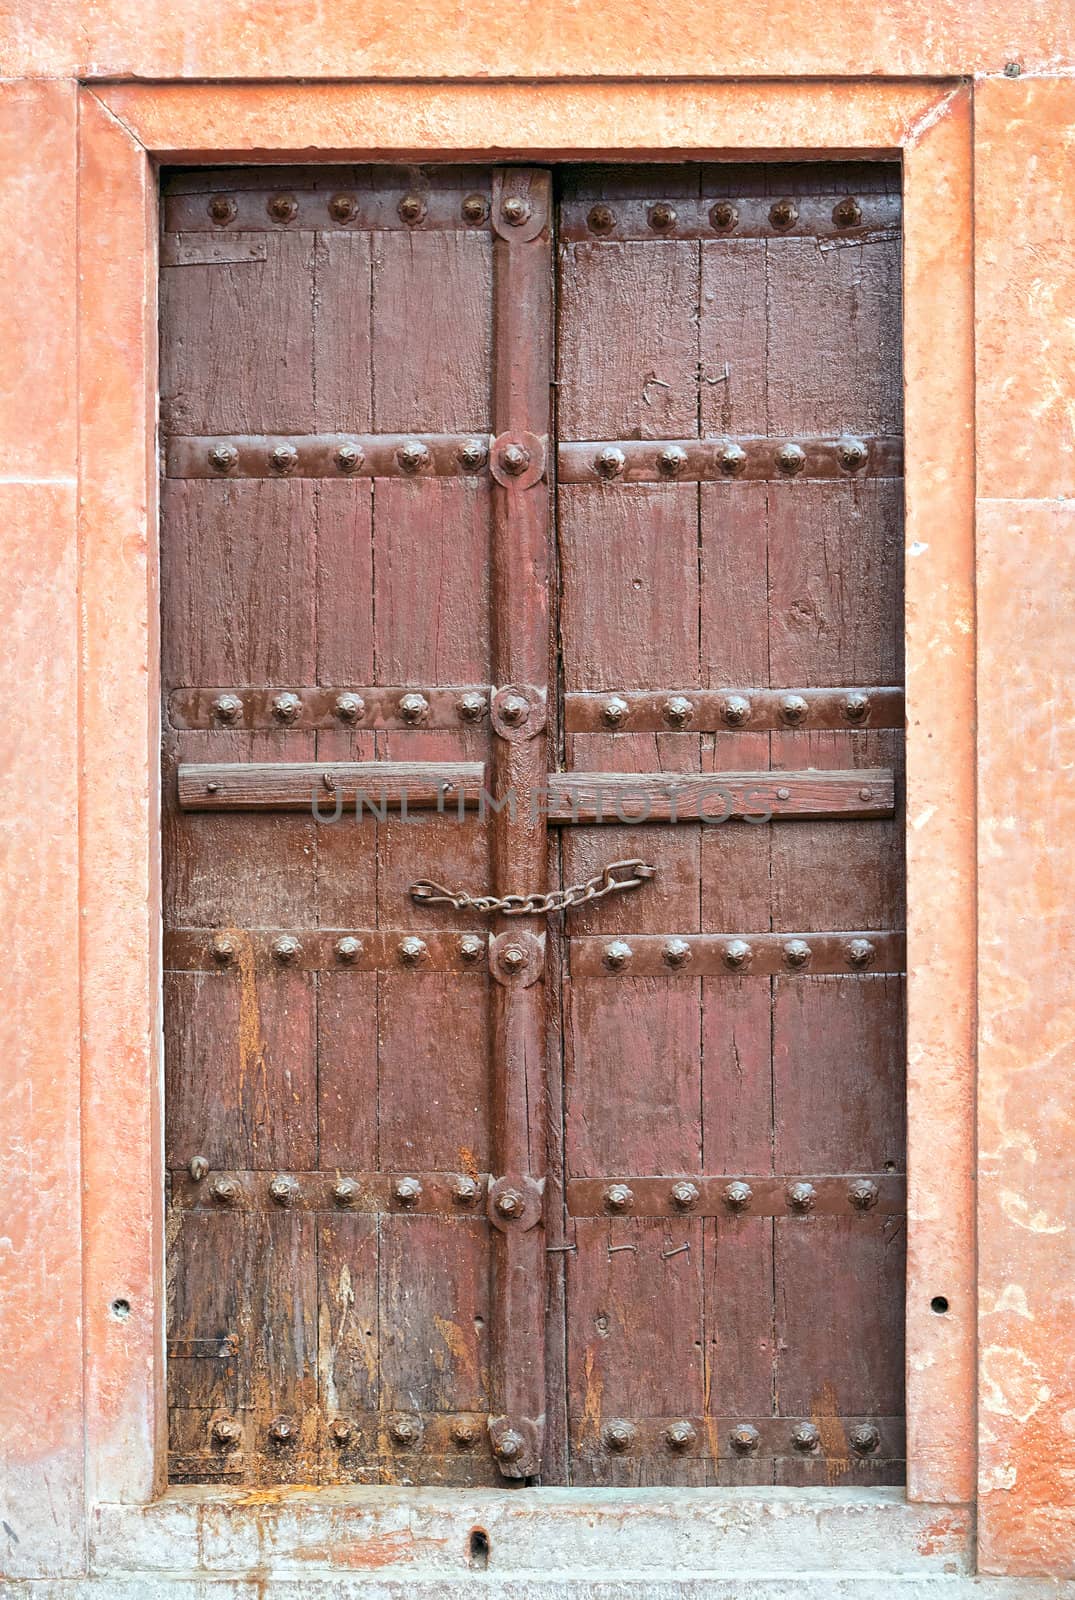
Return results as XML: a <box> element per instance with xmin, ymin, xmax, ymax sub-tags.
<box><xmin>705</xmin><ymin>1216</ymin><xmax>775</xmax><ymax>1485</ymax></box>
<box><xmin>317</xmin><ymin>1214</ymin><xmax>380</xmax><ymax>1481</ymax></box>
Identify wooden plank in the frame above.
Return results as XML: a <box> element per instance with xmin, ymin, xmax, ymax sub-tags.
<box><xmin>565</xmin><ymin>686</ymin><xmax>903</xmax><ymax>733</ymax></box>
<box><xmin>166</xmin><ymin>432</ymin><xmax>495</xmax><ymax>479</ymax></box>
<box><xmin>570</xmin><ymin>930</ymin><xmax>905</xmax><ymax>977</ymax></box>
<box><xmin>558</xmin><ymin>190</ymin><xmax>902</xmax><ymax>242</ymax></box>
<box><xmin>557</xmin><ymin>436</ymin><xmax>903</xmax><ymax>483</ymax></box>
<box><xmin>170</xmin><ymin>684</ymin><xmax>493</xmax><ymax>731</ymax></box>
<box><xmin>545</xmin><ymin>768</ymin><xmax>894</xmax><ymax>822</ymax></box>
<box><xmin>566</xmin><ymin>1174</ymin><xmax>906</xmax><ymax>1217</ymax></box>
<box><xmin>177</xmin><ymin>759</ymin><xmax>485</xmax><ymax>811</ymax></box>
<box><xmin>171</xmin><ymin>1170</ymin><xmax>491</xmax><ymax>1214</ymax></box>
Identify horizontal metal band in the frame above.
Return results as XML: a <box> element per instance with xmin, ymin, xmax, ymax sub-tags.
<box><xmin>570</xmin><ymin>931</ymin><xmax>905</xmax><ymax>977</ymax></box>
<box><xmin>558</xmin><ymin>435</ymin><xmax>902</xmax><ymax>483</ymax></box>
<box><xmin>169</xmin><ymin>685</ymin><xmax>492</xmax><ymax>731</ymax></box>
<box><xmin>177</xmin><ymin>760</ymin><xmax>484</xmax><ymax>812</ymax></box>
<box><xmin>571</xmin><ymin>1415</ymin><xmax>905</xmax><ymax>1463</ymax></box>
<box><xmin>169</xmin><ymin>1411</ymin><xmax>497</xmax><ymax>1464</ymax></box>
<box><xmin>566</xmin><ymin>686</ymin><xmax>903</xmax><ymax>734</ymax></box>
<box><xmin>567</xmin><ymin>1174</ymin><xmax>905</xmax><ymax>1218</ymax></box>
<box><xmin>166</xmin><ymin>433</ymin><xmax>495</xmax><ymax>480</ymax></box>
<box><xmin>165</xmin><ymin>928</ymin><xmax>493</xmax><ymax>973</ymax></box>
<box><xmin>546</xmin><ymin>769</ymin><xmax>894</xmax><ymax>823</ymax></box>
<box><xmin>170</xmin><ymin>1169</ymin><xmax>490</xmax><ymax>1215</ymax></box>
<box><xmin>559</xmin><ymin>192</ymin><xmax>902</xmax><ymax>242</ymax></box>
<box><xmin>165</xmin><ymin>187</ymin><xmax>496</xmax><ymax>235</ymax></box>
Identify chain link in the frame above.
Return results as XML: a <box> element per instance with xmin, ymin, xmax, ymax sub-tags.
<box><xmin>410</xmin><ymin>858</ymin><xmax>656</xmax><ymax>917</ymax></box>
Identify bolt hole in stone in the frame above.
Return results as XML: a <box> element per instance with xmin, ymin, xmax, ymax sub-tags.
<box><xmin>110</xmin><ymin>1298</ymin><xmax>131</xmax><ymax>1321</ymax></box>
<box><xmin>931</xmin><ymin>1295</ymin><xmax>950</xmax><ymax>1314</ymax></box>
<box><xmin>469</xmin><ymin>1528</ymin><xmax>490</xmax><ymax>1570</ymax></box>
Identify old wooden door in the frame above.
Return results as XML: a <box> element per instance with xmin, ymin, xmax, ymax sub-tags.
<box><xmin>161</xmin><ymin>161</ymin><xmax>905</xmax><ymax>1489</ymax></box>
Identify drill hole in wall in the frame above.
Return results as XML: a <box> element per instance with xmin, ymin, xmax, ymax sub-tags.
<box><xmin>468</xmin><ymin>1527</ymin><xmax>490</xmax><ymax>1569</ymax></box>
<box><xmin>931</xmin><ymin>1295</ymin><xmax>949</xmax><ymax>1314</ymax></box>
<box><xmin>110</xmin><ymin>1298</ymin><xmax>132</xmax><ymax>1320</ymax></box>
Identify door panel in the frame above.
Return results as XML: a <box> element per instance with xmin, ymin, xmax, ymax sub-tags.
<box><xmin>160</xmin><ymin>160</ymin><xmax>904</xmax><ymax>1488</ymax></box>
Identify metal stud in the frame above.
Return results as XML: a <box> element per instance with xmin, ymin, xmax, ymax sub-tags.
<box><xmin>779</xmin><ymin>693</ymin><xmax>809</xmax><ymax>726</ymax></box>
<box><xmin>268</xmin><ymin>442</ymin><xmax>298</xmax><ymax>475</ymax></box>
<box><xmin>649</xmin><ymin>202</ymin><xmax>677</xmax><ymax>231</ymax></box>
<box><xmin>397</xmin><ymin>439</ymin><xmax>430</xmax><ymax>474</ymax></box>
<box><xmin>499</xmin><ymin>693</ymin><xmax>530</xmax><ymax>728</ymax></box>
<box><xmin>724</xmin><ymin>1180</ymin><xmax>754</xmax><ymax>1211</ymax></box>
<box><xmin>587</xmin><ymin>203</ymin><xmax>616</xmax><ymax>234</ymax></box>
<box><xmin>394</xmin><ymin>1176</ymin><xmax>422</xmax><ymax>1207</ymax></box>
<box><xmin>723</xmin><ymin>939</ymin><xmax>753</xmax><ymax>971</ymax></box>
<box><xmin>783</xmin><ymin>939</ymin><xmax>812</xmax><ymax>970</ymax></box>
<box><xmin>776</xmin><ymin>441</ymin><xmax>806</xmax><ymax>476</ymax></box>
<box><xmin>272</xmin><ymin>934</ymin><xmax>301</xmax><ymax>965</ymax></box>
<box><xmin>604</xmin><ymin>1182</ymin><xmax>634</xmax><ymax>1213</ymax></box>
<box><xmin>602</xmin><ymin>695</ymin><xmax>629</xmax><ymax>728</ymax></box>
<box><xmin>603</xmin><ymin>939</ymin><xmax>633</xmax><ymax>972</ymax></box>
<box><xmin>849</xmin><ymin>1422</ymin><xmax>880</xmax><ymax>1455</ymax></box>
<box><xmin>843</xmin><ymin>691</ymin><xmax>870</xmax><ymax>723</ymax></box>
<box><xmin>658</xmin><ymin>444</ymin><xmax>688</xmax><ymax>477</ymax></box>
<box><xmin>458</xmin><ymin>934</ymin><xmax>485</xmax><ymax>965</ymax></box>
<box><xmin>210</xmin><ymin>933</ymin><xmax>236</xmax><ymax>966</ymax></box>
<box><xmin>389</xmin><ymin>1414</ymin><xmax>420</xmax><ymax>1445</ymax></box>
<box><xmin>399</xmin><ymin>691</ymin><xmax>430</xmax><ymax>725</ymax></box>
<box><xmin>398</xmin><ymin>192</ymin><xmax>427</xmax><ymax>225</ymax></box>
<box><xmin>791</xmin><ymin>1421</ymin><xmax>820</xmax><ymax>1453</ymax></box>
<box><xmin>335</xmin><ymin>440</ymin><xmax>364</xmax><ymax>474</ymax></box>
<box><xmin>769</xmin><ymin>198</ymin><xmax>799</xmax><ymax>231</ymax></box>
<box><xmin>730</xmin><ymin>1422</ymin><xmax>760</xmax><ymax>1454</ymax></box>
<box><xmin>457</xmin><ymin>437</ymin><xmax>488</xmax><ymax>472</ymax></box>
<box><xmin>501</xmin><ymin>195</ymin><xmax>531</xmax><ymax>228</ymax></box>
<box><xmin>787</xmin><ymin>1181</ymin><xmax>817</xmax><ymax>1213</ymax></box>
<box><xmin>498</xmin><ymin>942</ymin><xmax>529</xmax><ymax>975</ymax></box>
<box><xmin>493</xmin><ymin>1428</ymin><xmax>525</xmax><ymax>1461</ymax></box>
<box><xmin>272</xmin><ymin>691</ymin><xmax>302</xmax><ymax>723</ymax></box>
<box><xmin>210</xmin><ymin>1175</ymin><xmax>240</xmax><ymax>1206</ymax></box>
<box><xmin>846</xmin><ymin>938</ymin><xmax>876</xmax><ymax>968</ymax></box>
<box><xmin>398</xmin><ymin>935</ymin><xmax>428</xmax><ymax>967</ymax></box>
<box><xmin>499</xmin><ymin>441</ymin><xmax>531</xmax><ymax>476</ymax></box>
<box><xmin>189</xmin><ymin>1155</ymin><xmax>210</xmax><ymax>1182</ymax></box>
<box><xmin>718</xmin><ymin>441</ymin><xmax>747</xmax><ymax>476</ymax></box>
<box><xmin>833</xmin><ymin>197</ymin><xmax>863</xmax><ymax>230</ymax></box>
<box><xmin>722</xmin><ymin>693</ymin><xmax>751</xmax><ymax>727</ymax></box>
<box><xmin>267</xmin><ymin>194</ymin><xmax>298</xmax><ymax>223</ymax></box>
<box><xmin>670</xmin><ymin>1180</ymin><xmax>700</xmax><ymax>1211</ymax></box>
<box><xmin>837</xmin><ymin>434</ymin><xmax>869</xmax><ymax>472</ymax></box>
<box><xmin>663</xmin><ymin>695</ymin><xmax>694</xmax><ymax>729</ymax></box>
<box><xmin>665</xmin><ymin>1421</ymin><xmax>697</xmax><ymax>1452</ymax></box>
<box><xmin>457</xmin><ymin>690</ymin><xmax>487</xmax><ymax>723</ymax></box>
<box><xmin>328</xmin><ymin>194</ymin><xmax>357</xmax><ymax>223</ymax></box>
<box><xmin>848</xmin><ymin>1178</ymin><xmax>880</xmax><ymax>1212</ymax></box>
<box><xmin>208</xmin><ymin>441</ymin><xmax>238</xmax><ymax>474</ymax></box>
<box><xmin>450</xmin><ymin>1417</ymin><xmax>479</xmax><ymax>1447</ymax></box>
<box><xmin>662</xmin><ymin>937</ymin><xmax>693</xmax><ymax>970</ymax></box>
<box><xmin>269</xmin><ymin>1415</ymin><xmax>297</xmax><ymax>1445</ymax></box>
<box><xmin>333</xmin><ymin>1177</ymin><xmax>360</xmax><ymax>1208</ymax></box>
<box><xmin>451</xmin><ymin>1174</ymin><xmax>480</xmax><ymax>1206</ymax></box>
<box><xmin>208</xmin><ymin>195</ymin><xmax>237</xmax><ymax>226</ymax></box>
<box><xmin>329</xmin><ymin>1417</ymin><xmax>354</xmax><ymax>1445</ymax></box>
<box><xmin>595</xmin><ymin>445</ymin><xmax>626</xmax><ymax>479</ymax></box>
<box><xmin>709</xmin><ymin>199</ymin><xmax>739</xmax><ymax>232</ymax></box>
<box><xmin>461</xmin><ymin>193</ymin><xmax>489</xmax><ymax>225</ymax></box>
<box><xmin>605</xmin><ymin>1419</ymin><xmax>637</xmax><ymax>1453</ymax></box>
<box><xmin>333</xmin><ymin>691</ymin><xmax>365</xmax><ymax>723</ymax></box>
<box><xmin>495</xmin><ymin>1188</ymin><xmax>526</xmax><ymax>1219</ymax></box>
<box><xmin>859</xmin><ymin>785</ymin><xmax>874</xmax><ymax>802</ymax></box>
<box><xmin>335</xmin><ymin>935</ymin><xmax>363</xmax><ymax>964</ymax></box>
<box><xmin>269</xmin><ymin>1174</ymin><xmax>299</xmax><ymax>1208</ymax></box>
<box><xmin>775</xmin><ymin>786</ymin><xmax>791</xmax><ymax>802</ymax></box>
<box><xmin>211</xmin><ymin>1416</ymin><xmax>241</xmax><ymax>1446</ymax></box>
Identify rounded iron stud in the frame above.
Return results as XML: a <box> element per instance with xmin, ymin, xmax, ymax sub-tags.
<box><xmin>397</xmin><ymin>935</ymin><xmax>428</xmax><ymax>967</ymax></box>
<box><xmin>209</xmin><ymin>1175</ymin><xmax>240</xmax><ymax>1206</ymax></box>
<box><xmin>211</xmin><ymin>1415</ymin><xmax>241</xmax><ymax>1446</ymax></box>
<box><xmin>833</xmin><ymin>196</ymin><xmax>863</xmax><ymax>230</ymax></box>
<box><xmin>329</xmin><ymin>1417</ymin><xmax>354</xmax><ymax>1445</ymax></box>
<box><xmin>208</xmin><ymin>441</ymin><xmax>238</xmax><ymax>474</ymax></box>
<box><xmin>267</xmin><ymin>194</ymin><xmax>298</xmax><ymax>223</ymax></box>
<box><xmin>272</xmin><ymin>934</ymin><xmax>301</xmax><ymax>965</ymax></box>
<box><xmin>389</xmin><ymin>1414</ymin><xmax>420</xmax><ymax>1445</ymax></box>
<box><xmin>783</xmin><ymin>939</ymin><xmax>812</xmax><ymax>970</ymax></box>
<box><xmin>335</xmin><ymin>935</ymin><xmax>363</xmax><ymax>965</ymax></box>
<box><xmin>665</xmin><ymin>1420</ymin><xmax>697</xmax><ymax>1453</ymax></box>
<box><xmin>450</xmin><ymin>1417</ymin><xmax>479</xmax><ymax>1447</ymax></box>
<box><xmin>602</xmin><ymin>695</ymin><xmax>630</xmax><ymax>728</ymax></box>
<box><xmin>791</xmin><ymin>1421</ymin><xmax>820</xmax><ymax>1453</ymax></box>
<box><xmin>268</xmin><ymin>442</ymin><xmax>298</xmax><ymax>475</ymax></box>
<box><xmin>211</xmin><ymin>695</ymin><xmax>243</xmax><ymax>733</ymax></box>
<box><xmin>846</xmin><ymin>938</ymin><xmax>876</xmax><ymax>968</ymax></box>
<box><xmin>457</xmin><ymin>437</ymin><xmax>488</xmax><ymax>472</ymax></box>
<box><xmin>208</xmin><ymin>195</ymin><xmax>237</xmax><ymax>226</ymax></box>
<box><xmin>328</xmin><ymin>194</ymin><xmax>357</xmax><ymax>223</ymax></box>
<box><xmin>670</xmin><ymin>1180</ymin><xmax>700</xmax><ymax>1211</ymax></box>
<box><xmin>500</xmin><ymin>441</ymin><xmax>531</xmax><ymax>477</ymax></box>
<box><xmin>269</xmin><ymin>1174</ymin><xmax>299</xmax><ymax>1208</ymax></box>
<box><xmin>709</xmin><ymin>199</ymin><xmax>739</xmax><ymax>232</ymax></box>
<box><xmin>777</xmin><ymin>441</ymin><xmax>806</xmax><ymax>476</ymax></box>
<box><xmin>493</xmin><ymin>1428</ymin><xmax>525</xmax><ymax>1461</ymax></box>
<box><xmin>394</xmin><ymin>1176</ymin><xmax>422</xmax><ymax>1207</ymax></box>
<box><xmin>730</xmin><ymin>1423</ymin><xmax>760</xmax><ymax>1454</ymax></box>
<box><xmin>848</xmin><ymin>1178</ymin><xmax>880</xmax><ymax>1212</ymax></box>
<box><xmin>837</xmin><ymin>435</ymin><xmax>869</xmax><ymax>472</ymax></box>
<box><xmin>458</xmin><ymin>934</ymin><xmax>485</xmax><ymax>965</ymax></box>
<box><xmin>333</xmin><ymin>691</ymin><xmax>365</xmax><ymax>723</ymax></box>
<box><xmin>335</xmin><ymin>441</ymin><xmax>364</xmax><ymax>474</ymax></box>
<box><xmin>724</xmin><ymin>1180</ymin><xmax>754</xmax><ymax>1212</ymax></box>
<box><xmin>604</xmin><ymin>1183</ymin><xmax>634</xmax><ymax>1214</ymax></box>
<box><xmin>210</xmin><ymin>933</ymin><xmax>237</xmax><ymax>966</ymax></box>
<box><xmin>451</xmin><ymin>1174</ymin><xmax>480</xmax><ymax>1206</ymax></box>
<box><xmin>457</xmin><ymin>690</ymin><xmax>487</xmax><ymax>723</ymax></box>
<box><xmin>649</xmin><ymin>201</ymin><xmax>677</xmax><ymax>231</ymax></box>
<box><xmin>333</xmin><ymin>1177</ymin><xmax>360</xmax><ymax>1208</ymax></box>
<box><xmin>775</xmin><ymin>787</ymin><xmax>791</xmax><ymax>802</ymax></box>
<box><xmin>272</xmin><ymin>691</ymin><xmax>302</xmax><ymax>723</ymax></box>
<box><xmin>587</xmin><ymin>203</ymin><xmax>616</xmax><ymax>234</ymax></box>
<box><xmin>499</xmin><ymin>693</ymin><xmax>530</xmax><ymax>728</ymax></box>
<box><xmin>723</xmin><ymin>939</ymin><xmax>753</xmax><ymax>971</ymax></box>
<box><xmin>397</xmin><ymin>439</ymin><xmax>430</xmax><ymax>474</ymax></box>
<box><xmin>189</xmin><ymin>1154</ymin><xmax>210</xmax><ymax>1182</ymax></box>
<box><xmin>779</xmin><ymin>693</ymin><xmax>809</xmax><ymax>726</ymax></box>
<box><xmin>501</xmin><ymin>195</ymin><xmax>531</xmax><ymax>228</ymax></box>
<box><xmin>859</xmin><ymin>785</ymin><xmax>874</xmax><ymax>803</ymax></box>
<box><xmin>663</xmin><ymin>695</ymin><xmax>694</xmax><ymax>729</ymax></box>
<box><xmin>603</xmin><ymin>939</ymin><xmax>633</xmax><ymax>972</ymax></box>
<box><xmin>595</xmin><ymin>445</ymin><xmax>626</xmax><ymax>480</ymax></box>
<box><xmin>398</xmin><ymin>192</ymin><xmax>427</xmax><ymax>225</ymax></box>
<box><xmin>718</xmin><ymin>441</ymin><xmax>747</xmax><ymax>477</ymax></box>
<box><xmin>658</xmin><ymin>444</ymin><xmax>688</xmax><ymax>477</ymax></box>
<box><xmin>269</xmin><ymin>1415</ymin><xmax>297</xmax><ymax>1444</ymax></box>
<box><xmin>843</xmin><ymin>691</ymin><xmax>870</xmax><ymax>723</ymax></box>
<box><xmin>461</xmin><ymin>193</ymin><xmax>489</xmax><ymax>225</ymax></box>
<box><xmin>722</xmin><ymin>694</ymin><xmax>751</xmax><ymax>727</ymax></box>
<box><xmin>498</xmin><ymin>942</ymin><xmax>529</xmax><ymax>975</ymax></box>
<box><xmin>787</xmin><ymin>1181</ymin><xmax>817</xmax><ymax>1213</ymax></box>
<box><xmin>849</xmin><ymin>1422</ymin><xmax>881</xmax><ymax>1455</ymax></box>
<box><xmin>769</xmin><ymin>198</ymin><xmax>799</xmax><ymax>231</ymax></box>
<box><xmin>662</xmin><ymin>937</ymin><xmax>693</xmax><ymax>970</ymax></box>
<box><xmin>495</xmin><ymin>1188</ymin><xmax>526</xmax><ymax>1220</ymax></box>
<box><xmin>399</xmin><ymin>691</ymin><xmax>430</xmax><ymax>725</ymax></box>
<box><xmin>605</xmin><ymin>1419</ymin><xmax>637</xmax><ymax>1453</ymax></box>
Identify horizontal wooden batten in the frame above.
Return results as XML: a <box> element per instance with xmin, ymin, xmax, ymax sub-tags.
<box><xmin>166</xmin><ymin>928</ymin><xmax>492</xmax><ymax>973</ymax></box>
<box><xmin>169</xmin><ymin>685</ymin><xmax>492</xmax><ymax>731</ymax></box>
<box><xmin>557</xmin><ymin>435</ymin><xmax>903</xmax><ymax>484</ymax></box>
<box><xmin>545</xmin><ymin>769</ymin><xmax>894</xmax><ymax>824</ymax></box>
<box><xmin>570</xmin><ymin>1415</ymin><xmax>906</xmax><ymax>1463</ymax></box>
<box><xmin>170</xmin><ymin>1170</ymin><xmax>490</xmax><ymax>1216</ymax></box>
<box><xmin>567</xmin><ymin>1174</ymin><xmax>906</xmax><ymax>1218</ymax></box>
<box><xmin>165</xmin><ymin>184</ymin><xmax>496</xmax><ymax>236</ymax></box>
<box><xmin>559</xmin><ymin>192</ymin><xmax>902</xmax><ymax>243</ymax></box>
<box><xmin>177</xmin><ymin>760</ymin><xmax>484</xmax><ymax>812</ymax></box>
<box><xmin>167</xmin><ymin>433</ymin><xmax>495</xmax><ymax>480</ymax></box>
<box><xmin>566</xmin><ymin>686</ymin><xmax>903</xmax><ymax>734</ymax></box>
<box><xmin>571</xmin><ymin>930</ymin><xmax>905</xmax><ymax>977</ymax></box>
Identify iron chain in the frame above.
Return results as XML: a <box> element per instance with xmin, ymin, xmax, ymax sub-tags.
<box><xmin>410</xmin><ymin>858</ymin><xmax>656</xmax><ymax>917</ymax></box>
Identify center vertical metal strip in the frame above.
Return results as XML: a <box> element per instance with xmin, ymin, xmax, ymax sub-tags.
<box><xmin>486</xmin><ymin>168</ymin><xmax>553</xmax><ymax>1478</ymax></box>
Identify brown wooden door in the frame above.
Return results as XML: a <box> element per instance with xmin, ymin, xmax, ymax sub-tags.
<box><xmin>160</xmin><ymin>161</ymin><xmax>905</xmax><ymax>1489</ymax></box>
